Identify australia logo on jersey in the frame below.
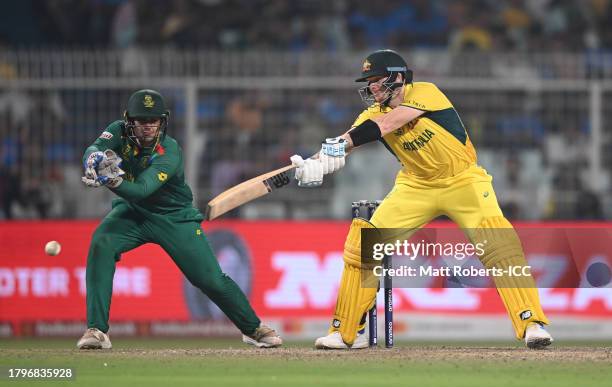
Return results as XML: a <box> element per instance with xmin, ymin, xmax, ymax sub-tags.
<box><xmin>394</xmin><ymin>119</ymin><xmax>419</xmax><ymax>136</ymax></box>
<box><xmin>402</xmin><ymin>129</ymin><xmax>435</xmax><ymax>151</ymax></box>
<box><xmin>406</xmin><ymin>118</ymin><xmax>419</xmax><ymax>130</ymax></box>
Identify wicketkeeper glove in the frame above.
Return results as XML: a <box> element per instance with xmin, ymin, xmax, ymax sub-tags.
<box><xmin>84</xmin><ymin>151</ymin><xmax>105</xmax><ymax>180</ymax></box>
<box><xmin>81</xmin><ymin>149</ymin><xmax>125</xmax><ymax>188</ymax></box>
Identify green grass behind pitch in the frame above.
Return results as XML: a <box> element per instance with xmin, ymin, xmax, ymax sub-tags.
<box><xmin>1</xmin><ymin>339</ymin><xmax>610</xmax><ymax>387</ymax></box>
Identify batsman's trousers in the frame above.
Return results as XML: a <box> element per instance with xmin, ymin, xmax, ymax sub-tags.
<box><xmin>370</xmin><ymin>165</ymin><xmax>550</xmax><ymax>339</ymax></box>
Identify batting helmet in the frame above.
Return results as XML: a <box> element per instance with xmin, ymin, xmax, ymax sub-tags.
<box><xmin>356</xmin><ymin>50</ymin><xmax>413</xmax><ymax>108</ymax></box>
<box><xmin>355</xmin><ymin>49</ymin><xmax>412</xmax><ymax>83</ymax></box>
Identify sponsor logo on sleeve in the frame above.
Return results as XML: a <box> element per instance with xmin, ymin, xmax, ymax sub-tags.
<box><xmin>99</xmin><ymin>131</ymin><xmax>113</xmax><ymax>140</ymax></box>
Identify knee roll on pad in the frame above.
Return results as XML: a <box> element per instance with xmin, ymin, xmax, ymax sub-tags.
<box><xmin>472</xmin><ymin>217</ymin><xmax>520</xmax><ymax>266</ymax></box>
<box><xmin>474</xmin><ymin>216</ymin><xmax>550</xmax><ymax>338</ymax></box>
<box><xmin>343</xmin><ymin>217</ymin><xmax>376</xmax><ymax>268</ymax></box>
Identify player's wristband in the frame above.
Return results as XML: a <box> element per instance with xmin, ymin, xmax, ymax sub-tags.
<box><xmin>348</xmin><ymin>119</ymin><xmax>382</xmax><ymax>147</ymax></box>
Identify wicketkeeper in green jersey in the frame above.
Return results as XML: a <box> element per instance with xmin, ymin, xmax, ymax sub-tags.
<box><xmin>77</xmin><ymin>89</ymin><xmax>282</xmax><ymax>349</ymax></box>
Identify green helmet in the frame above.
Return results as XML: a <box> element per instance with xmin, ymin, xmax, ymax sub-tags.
<box><xmin>123</xmin><ymin>89</ymin><xmax>170</xmax><ymax>149</ymax></box>
<box><xmin>125</xmin><ymin>89</ymin><xmax>169</xmax><ymax>119</ymax></box>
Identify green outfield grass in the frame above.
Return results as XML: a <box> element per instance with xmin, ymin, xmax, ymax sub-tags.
<box><xmin>1</xmin><ymin>339</ymin><xmax>611</xmax><ymax>387</ymax></box>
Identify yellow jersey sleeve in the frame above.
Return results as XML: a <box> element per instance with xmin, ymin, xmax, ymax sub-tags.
<box><xmin>399</xmin><ymin>82</ymin><xmax>452</xmax><ymax>112</ymax></box>
<box><xmin>350</xmin><ymin>109</ymin><xmax>371</xmax><ymax>128</ymax></box>
<box><xmin>350</xmin><ymin>103</ymin><xmax>389</xmax><ymax>132</ymax></box>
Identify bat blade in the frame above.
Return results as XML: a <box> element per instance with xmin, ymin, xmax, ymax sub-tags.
<box><xmin>205</xmin><ymin>165</ymin><xmax>295</xmax><ymax>220</ymax></box>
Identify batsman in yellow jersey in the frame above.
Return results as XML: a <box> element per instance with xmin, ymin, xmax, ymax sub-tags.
<box><xmin>290</xmin><ymin>49</ymin><xmax>553</xmax><ymax>350</ymax></box>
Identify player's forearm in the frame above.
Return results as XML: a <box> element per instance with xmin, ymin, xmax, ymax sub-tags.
<box><xmin>341</xmin><ymin>106</ymin><xmax>424</xmax><ymax>151</ymax></box>
<box><xmin>373</xmin><ymin>105</ymin><xmax>424</xmax><ymax>135</ymax></box>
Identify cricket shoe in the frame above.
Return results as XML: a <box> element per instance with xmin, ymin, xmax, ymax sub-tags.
<box><xmin>77</xmin><ymin>328</ymin><xmax>112</xmax><ymax>349</ymax></box>
<box><xmin>314</xmin><ymin>331</ymin><xmax>368</xmax><ymax>350</ymax></box>
<box><xmin>524</xmin><ymin>322</ymin><xmax>553</xmax><ymax>349</ymax></box>
<box><xmin>242</xmin><ymin>324</ymin><xmax>283</xmax><ymax>348</ymax></box>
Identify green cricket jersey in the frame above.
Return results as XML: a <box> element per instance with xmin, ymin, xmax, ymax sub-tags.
<box><xmin>83</xmin><ymin>120</ymin><xmax>203</xmax><ymax>221</ymax></box>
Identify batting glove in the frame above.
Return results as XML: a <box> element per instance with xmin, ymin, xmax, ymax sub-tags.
<box><xmin>319</xmin><ymin>137</ymin><xmax>346</xmax><ymax>175</ymax></box>
<box><xmin>291</xmin><ymin>154</ymin><xmax>323</xmax><ymax>188</ymax></box>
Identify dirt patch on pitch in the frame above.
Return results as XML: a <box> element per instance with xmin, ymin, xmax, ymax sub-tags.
<box><xmin>5</xmin><ymin>346</ymin><xmax>612</xmax><ymax>363</ymax></box>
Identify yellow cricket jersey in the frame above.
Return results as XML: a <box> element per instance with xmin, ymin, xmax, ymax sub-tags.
<box><xmin>351</xmin><ymin>82</ymin><xmax>487</xmax><ymax>188</ymax></box>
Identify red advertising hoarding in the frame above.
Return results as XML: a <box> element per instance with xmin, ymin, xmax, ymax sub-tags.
<box><xmin>1</xmin><ymin>221</ymin><xmax>611</xmax><ymax>336</ymax></box>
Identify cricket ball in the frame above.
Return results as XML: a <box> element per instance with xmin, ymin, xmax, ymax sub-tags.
<box><xmin>45</xmin><ymin>241</ymin><xmax>62</xmax><ymax>256</ymax></box>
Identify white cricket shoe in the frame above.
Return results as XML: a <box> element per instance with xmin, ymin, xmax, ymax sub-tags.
<box><xmin>524</xmin><ymin>322</ymin><xmax>553</xmax><ymax>349</ymax></box>
<box><xmin>242</xmin><ymin>324</ymin><xmax>283</xmax><ymax>348</ymax></box>
<box><xmin>77</xmin><ymin>328</ymin><xmax>112</xmax><ymax>349</ymax></box>
<box><xmin>314</xmin><ymin>331</ymin><xmax>369</xmax><ymax>350</ymax></box>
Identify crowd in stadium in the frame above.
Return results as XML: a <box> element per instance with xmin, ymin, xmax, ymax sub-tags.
<box><xmin>0</xmin><ymin>0</ymin><xmax>609</xmax><ymax>221</ymax></box>
<box><xmin>2</xmin><ymin>0</ymin><xmax>611</xmax><ymax>52</ymax></box>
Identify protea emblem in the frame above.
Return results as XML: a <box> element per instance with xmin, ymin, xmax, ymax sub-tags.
<box><xmin>143</xmin><ymin>95</ymin><xmax>155</xmax><ymax>108</ymax></box>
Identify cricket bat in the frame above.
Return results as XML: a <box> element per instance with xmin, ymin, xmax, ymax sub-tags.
<box><xmin>205</xmin><ymin>164</ymin><xmax>296</xmax><ymax>220</ymax></box>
